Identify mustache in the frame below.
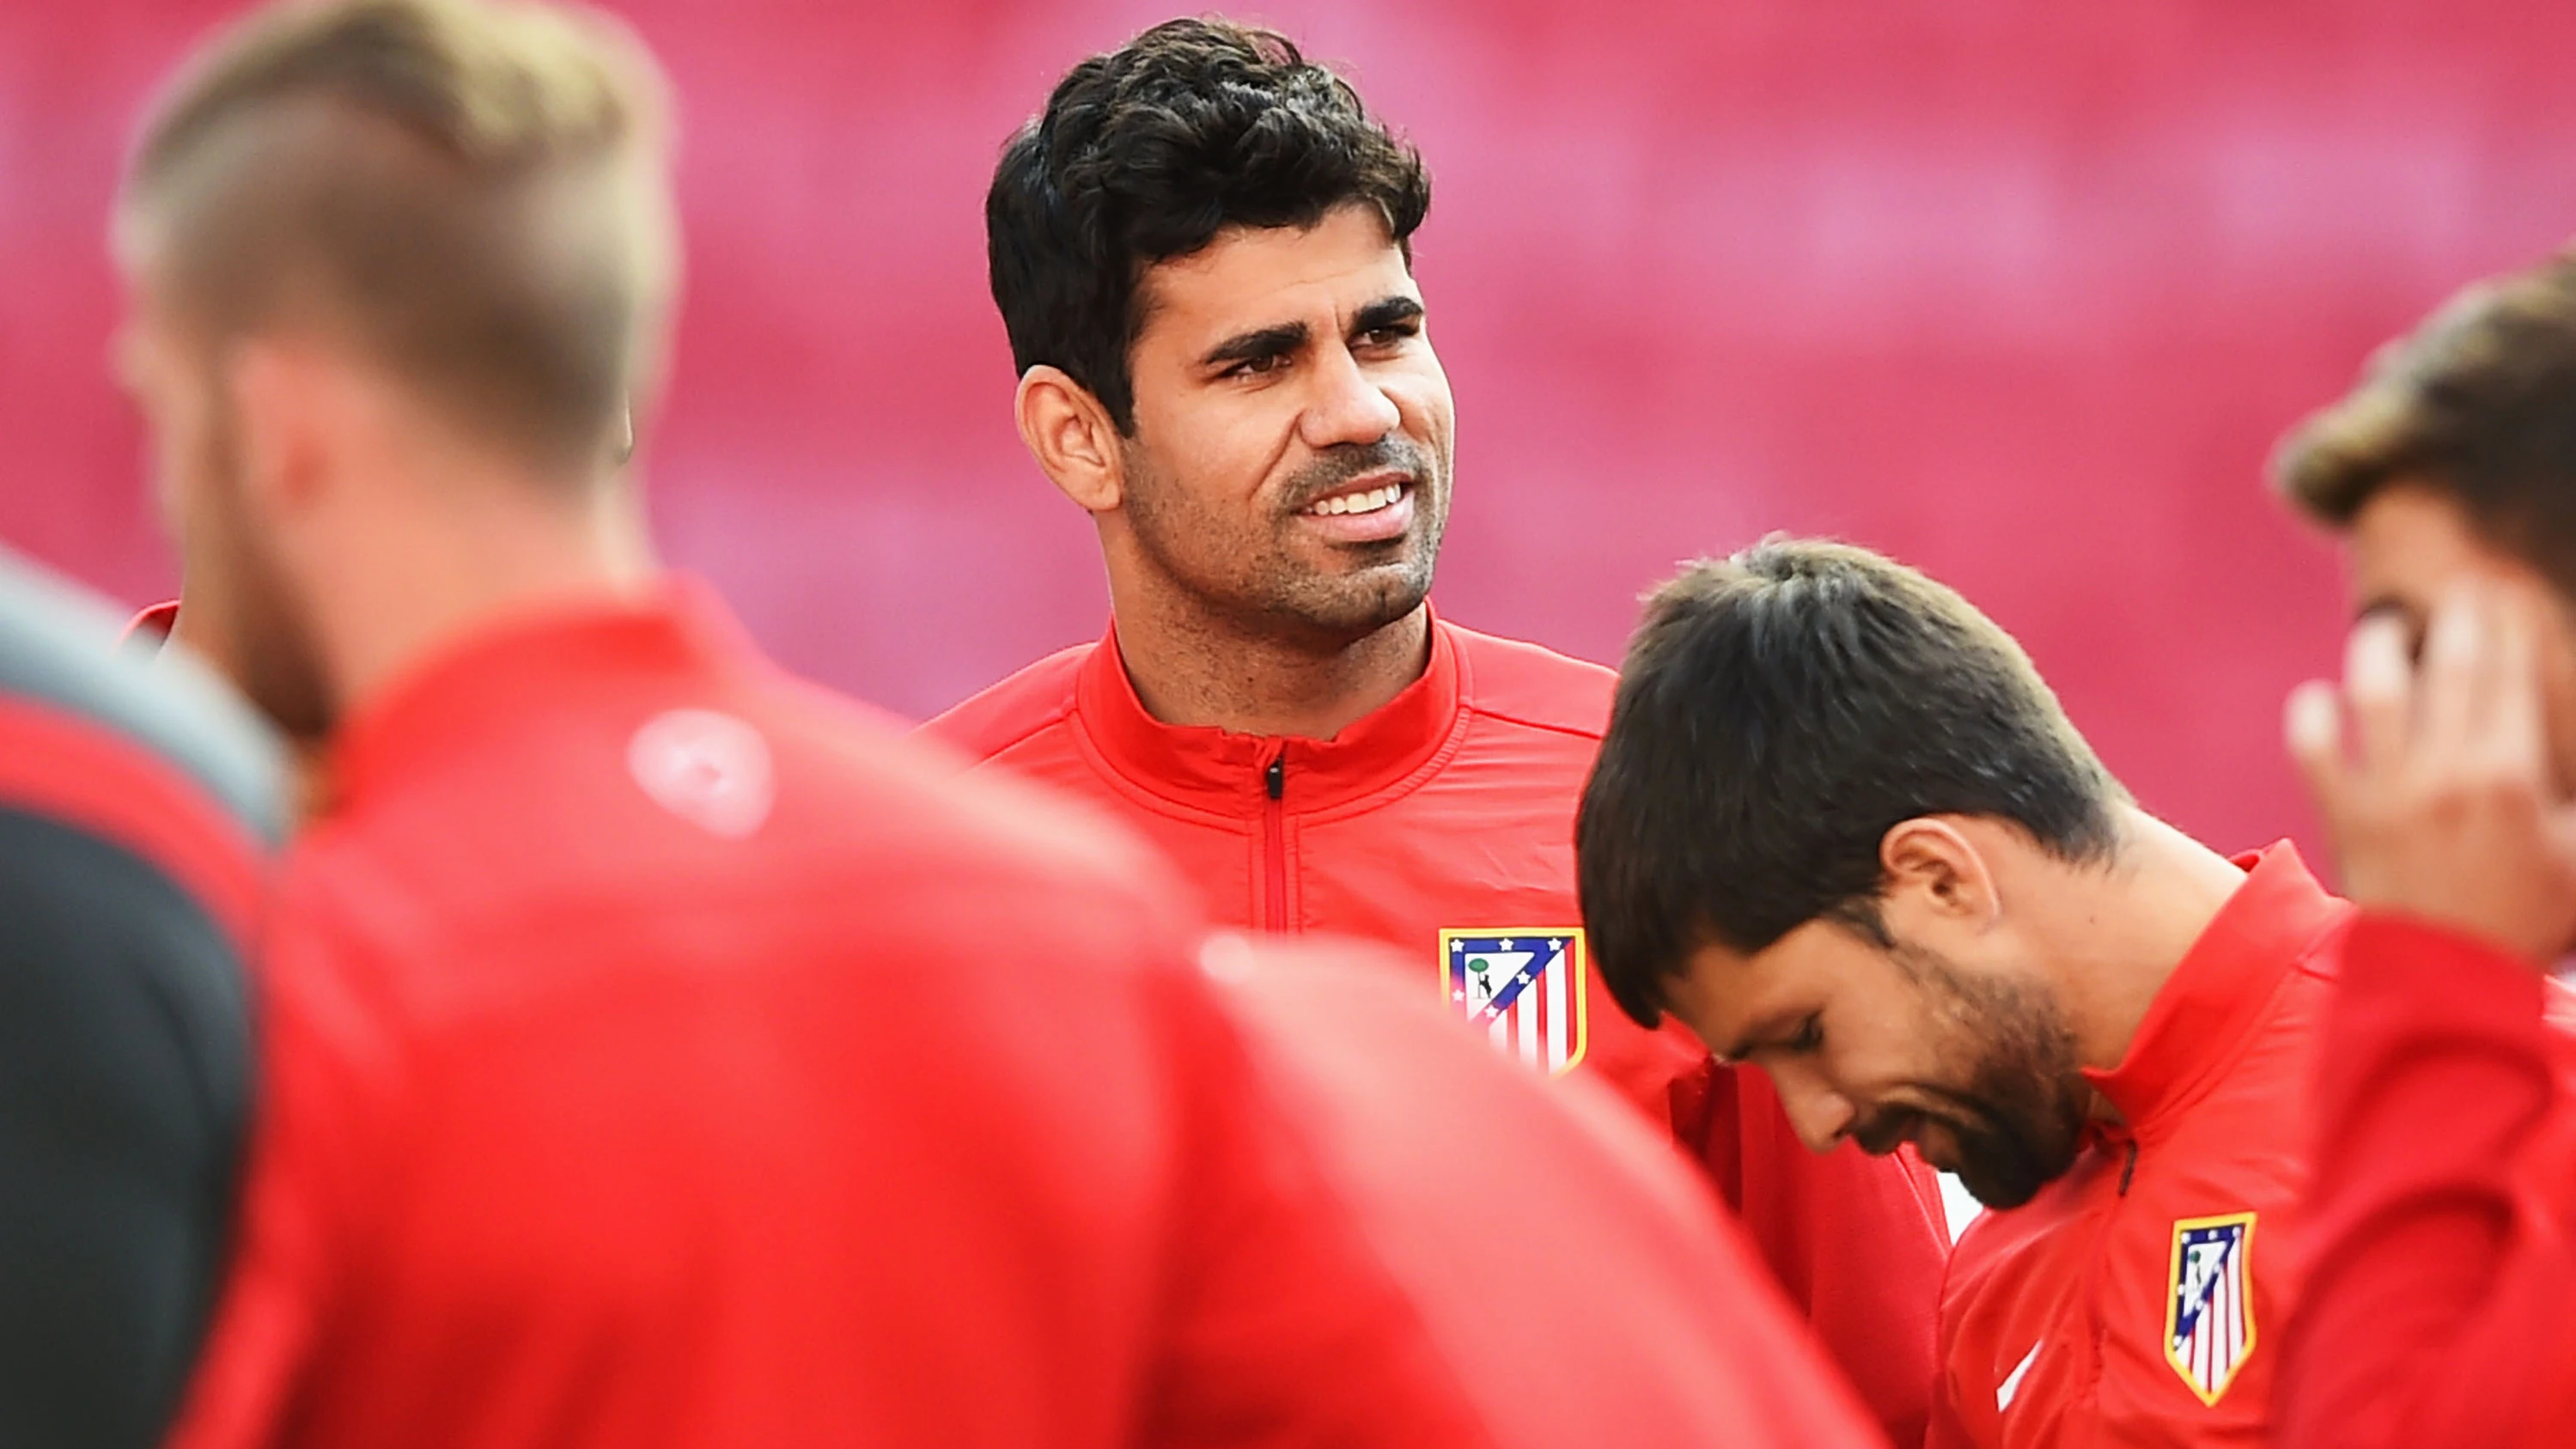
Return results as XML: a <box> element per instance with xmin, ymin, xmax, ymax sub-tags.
<box><xmin>1276</xmin><ymin>438</ymin><xmax>1434</xmax><ymax>515</ymax></box>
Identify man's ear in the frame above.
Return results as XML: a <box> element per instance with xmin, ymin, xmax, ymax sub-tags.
<box><xmin>221</xmin><ymin>338</ymin><xmax>333</xmax><ymax>524</ymax></box>
<box><xmin>1014</xmin><ymin>365</ymin><xmax>1126</xmax><ymax>514</ymax></box>
<box><xmin>1879</xmin><ymin>817</ymin><xmax>2001</xmax><ymax>926</ymax></box>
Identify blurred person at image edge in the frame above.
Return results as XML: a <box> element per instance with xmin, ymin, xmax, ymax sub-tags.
<box><xmin>2275</xmin><ymin>246</ymin><xmax>2576</xmax><ymax>1449</ymax></box>
<box><xmin>0</xmin><ymin>553</ymin><xmax>277</xmax><ymax>1448</ymax></box>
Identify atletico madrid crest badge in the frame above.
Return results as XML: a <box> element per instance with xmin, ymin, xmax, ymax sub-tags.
<box><xmin>1441</xmin><ymin>929</ymin><xmax>1587</xmax><ymax>1076</ymax></box>
<box><xmin>2165</xmin><ymin>1212</ymin><xmax>2257</xmax><ymax>1405</ymax></box>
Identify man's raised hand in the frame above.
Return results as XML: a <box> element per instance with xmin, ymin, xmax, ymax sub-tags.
<box><xmin>2287</xmin><ymin>586</ymin><xmax>2576</xmax><ymax>967</ymax></box>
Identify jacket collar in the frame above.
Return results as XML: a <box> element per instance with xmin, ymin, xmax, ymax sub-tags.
<box><xmin>2084</xmin><ymin>842</ymin><xmax>2347</xmax><ymax>1133</ymax></box>
<box><xmin>328</xmin><ymin>577</ymin><xmax>749</xmax><ymax>811</ymax></box>
<box><xmin>1074</xmin><ymin>610</ymin><xmax>1469</xmax><ymax>815</ymax></box>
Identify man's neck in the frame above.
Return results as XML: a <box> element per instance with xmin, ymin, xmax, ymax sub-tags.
<box><xmin>322</xmin><ymin>475</ymin><xmax>658</xmax><ymax>720</ymax></box>
<box><xmin>2031</xmin><ymin>807</ymin><xmax>2252</xmax><ymax>1089</ymax></box>
<box><xmin>1110</xmin><ymin>594</ymin><xmax>1434</xmax><ymax>740</ymax></box>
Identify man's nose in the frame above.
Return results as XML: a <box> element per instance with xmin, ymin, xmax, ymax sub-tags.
<box><xmin>1297</xmin><ymin>344</ymin><xmax>1402</xmax><ymax>450</ymax></box>
<box><xmin>1775</xmin><ymin>1076</ymin><xmax>1859</xmax><ymax>1154</ymax></box>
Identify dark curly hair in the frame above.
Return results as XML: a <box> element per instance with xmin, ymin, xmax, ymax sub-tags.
<box><xmin>986</xmin><ymin>17</ymin><xmax>1430</xmax><ymax>432</ymax></box>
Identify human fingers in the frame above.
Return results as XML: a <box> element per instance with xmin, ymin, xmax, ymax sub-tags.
<box><xmin>2415</xmin><ymin>588</ymin><xmax>2493</xmax><ymax>764</ymax></box>
<box><xmin>2477</xmin><ymin>588</ymin><xmax>2550</xmax><ymax>779</ymax></box>
<box><xmin>2343</xmin><ymin>613</ymin><xmax>2416</xmax><ymax>776</ymax></box>
<box><xmin>2287</xmin><ymin>679</ymin><xmax>2354</xmax><ymax>826</ymax></box>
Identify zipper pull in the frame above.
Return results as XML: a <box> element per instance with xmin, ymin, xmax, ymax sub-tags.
<box><xmin>1264</xmin><ymin>752</ymin><xmax>1286</xmax><ymax>801</ymax></box>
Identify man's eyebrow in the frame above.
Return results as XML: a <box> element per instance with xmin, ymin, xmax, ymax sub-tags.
<box><xmin>1354</xmin><ymin>295</ymin><xmax>1425</xmax><ymax>332</ymax></box>
<box><xmin>1201</xmin><ymin>321</ymin><xmax>1309</xmax><ymax>369</ymax></box>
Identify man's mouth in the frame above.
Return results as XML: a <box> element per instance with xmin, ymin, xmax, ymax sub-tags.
<box><xmin>1854</xmin><ymin>1106</ymin><xmax>1938</xmax><ymax>1162</ymax></box>
<box><xmin>1910</xmin><ymin>1131</ymin><xmax>1961</xmax><ymax>1175</ymax></box>
<box><xmin>1300</xmin><ymin>478</ymin><xmax>1410</xmax><ymax>518</ymax></box>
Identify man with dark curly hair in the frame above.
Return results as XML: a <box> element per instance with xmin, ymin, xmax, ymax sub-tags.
<box><xmin>928</xmin><ymin>21</ymin><xmax>1949</xmax><ymax>1444</ymax></box>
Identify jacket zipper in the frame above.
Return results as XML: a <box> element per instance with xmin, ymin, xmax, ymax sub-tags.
<box><xmin>1261</xmin><ymin>748</ymin><xmax>1289</xmax><ymax>934</ymax></box>
<box><xmin>2075</xmin><ymin>1135</ymin><xmax>2139</xmax><ymax>1417</ymax></box>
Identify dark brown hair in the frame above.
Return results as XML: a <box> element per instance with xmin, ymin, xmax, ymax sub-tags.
<box><xmin>1576</xmin><ymin>538</ymin><xmax>2129</xmax><ymax>1026</ymax></box>
<box><xmin>2275</xmin><ymin>248</ymin><xmax>2576</xmax><ymax>587</ymax></box>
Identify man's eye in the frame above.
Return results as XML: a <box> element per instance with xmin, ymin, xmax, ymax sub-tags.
<box><xmin>1787</xmin><ymin>1016</ymin><xmax>1824</xmax><ymax>1054</ymax></box>
<box><xmin>1360</xmin><ymin>325</ymin><xmax>1416</xmax><ymax>349</ymax></box>
<box><xmin>1225</xmin><ymin>354</ymin><xmax>1289</xmax><ymax>379</ymax></box>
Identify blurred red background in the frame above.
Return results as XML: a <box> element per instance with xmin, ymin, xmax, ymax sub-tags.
<box><xmin>11</xmin><ymin>0</ymin><xmax>2576</xmax><ymax>861</ymax></box>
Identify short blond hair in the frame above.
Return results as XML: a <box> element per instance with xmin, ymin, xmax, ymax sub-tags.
<box><xmin>120</xmin><ymin>0</ymin><xmax>676</xmax><ymax>473</ymax></box>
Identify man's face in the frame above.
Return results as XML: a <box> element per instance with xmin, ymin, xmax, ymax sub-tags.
<box><xmin>2344</xmin><ymin>483</ymin><xmax>2576</xmax><ymax>795</ymax></box>
<box><xmin>1667</xmin><ymin>911</ymin><xmax>2091</xmax><ymax>1210</ymax></box>
<box><xmin>114</xmin><ymin>272</ymin><xmax>336</xmax><ymax>743</ymax></box>
<box><xmin>1115</xmin><ymin>203</ymin><xmax>1454</xmax><ymax>647</ymax></box>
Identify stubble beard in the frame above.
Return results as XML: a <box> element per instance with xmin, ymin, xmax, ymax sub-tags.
<box><xmin>1121</xmin><ymin>435</ymin><xmax>1451</xmax><ymax>654</ymax></box>
<box><xmin>194</xmin><ymin>396</ymin><xmax>338</xmax><ymax>746</ymax></box>
<box><xmin>1860</xmin><ymin>943</ymin><xmax>2092</xmax><ymax>1211</ymax></box>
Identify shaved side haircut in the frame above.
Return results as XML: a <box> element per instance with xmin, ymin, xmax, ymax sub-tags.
<box><xmin>118</xmin><ymin>0</ymin><xmax>675</xmax><ymax>474</ymax></box>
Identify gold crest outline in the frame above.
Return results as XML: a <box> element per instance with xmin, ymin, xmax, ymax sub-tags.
<box><xmin>2163</xmin><ymin>1210</ymin><xmax>2260</xmax><ymax>1407</ymax></box>
<box><xmin>1439</xmin><ymin>928</ymin><xmax>1589</xmax><ymax>1076</ymax></box>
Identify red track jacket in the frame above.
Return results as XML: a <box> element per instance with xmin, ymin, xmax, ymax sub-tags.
<box><xmin>1929</xmin><ymin>845</ymin><xmax>2350</xmax><ymax>1449</ymax></box>
<box><xmin>1203</xmin><ymin>933</ymin><xmax>1891</xmax><ymax>1448</ymax></box>
<box><xmin>926</xmin><ymin>612</ymin><xmax>1952</xmax><ymax>1446</ymax></box>
<box><xmin>2277</xmin><ymin>914</ymin><xmax>2576</xmax><ymax>1449</ymax></box>
<box><xmin>167</xmin><ymin>584</ymin><xmax>1883</xmax><ymax>1449</ymax></box>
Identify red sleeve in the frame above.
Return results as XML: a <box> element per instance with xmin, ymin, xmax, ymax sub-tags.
<box><xmin>1694</xmin><ymin>1061</ymin><xmax>1947</xmax><ymax>1449</ymax></box>
<box><xmin>1923</xmin><ymin>1377</ymin><xmax>1976</xmax><ymax>1449</ymax></box>
<box><xmin>161</xmin><ymin>905</ymin><xmax>402</xmax><ymax>1449</ymax></box>
<box><xmin>2279</xmin><ymin>913</ymin><xmax>2576</xmax><ymax>1449</ymax></box>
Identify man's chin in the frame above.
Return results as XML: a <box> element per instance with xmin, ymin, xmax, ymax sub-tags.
<box><xmin>1956</xmin><ymin>1167</ymin><xmax>2049</xmax><ymax>1212</ymax></box>
<box><xmin>1273</xmin><ymin>568</ymin><xmax>1431</xmax><ymax>640</ymax></box>
<box><xmin>1950</xmin><ymin>1129</ymin><xmax>2080</xmax><ymax>1211</ymax></box>
<box><xmin>1295</xmin><ymin>536</ymin><xmax>1425</xmax><ymax>582</ymax></box>
<box><xmin>1894</xmin><ymin>1117</ymin><xmax>2059</xmax><ymax>1210</ymax></box>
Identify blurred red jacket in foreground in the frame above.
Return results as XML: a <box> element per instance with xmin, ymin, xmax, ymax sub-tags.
<box><xmin>927</xmin><ymin>612</ymin><xmax>1950</xmax><ymax>1446</ymax></box>
<box><xmin>167</xmin><ymin>582</ymin><xmax>1881</xmax><ymax>1449</ymax></box>
<box><xmin>1202</xmin><ymin>931</ymin><xmax>1890</xmax><ymax>1447</ymax></box>
<box><xmin>2277</xmin><ymin>915</ymin><xmax>2576</xmax><ymax>1449</ymax></box>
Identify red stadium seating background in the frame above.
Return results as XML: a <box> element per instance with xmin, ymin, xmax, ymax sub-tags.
<box><xmin>12</xmin><ymin>0</ymin><xmax>2576</xmax><ymax>862</ymax></box>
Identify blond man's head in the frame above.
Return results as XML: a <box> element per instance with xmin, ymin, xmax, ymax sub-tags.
<box><xmin>114</xmin><ymin>0</ymin><xmax>676</xmax><ymax>744</ymax></box>
<box><xmin>119</xmin><ymin>0</ymin><xmax>674</xmax><ymax>473</ymax></box>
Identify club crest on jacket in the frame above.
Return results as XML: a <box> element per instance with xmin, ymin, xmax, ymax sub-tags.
<box><xmin>2165</xmin><ymin>1212</ymin><xmax>2257</xmax><ymax>1406</ymax></box>
<box><xmin>1442</xmin><ymin>929</ymin><xmax>1587</xmax><ymax>1076</ymax></box>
